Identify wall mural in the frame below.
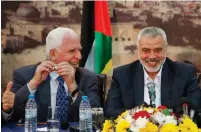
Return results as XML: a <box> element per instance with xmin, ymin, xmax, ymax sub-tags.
<box><xmin>1</xmin><ymin>1</ymin><xmax>201</xmax><ymax>92</ymax></box>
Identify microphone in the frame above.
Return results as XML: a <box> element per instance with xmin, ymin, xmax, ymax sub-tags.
<box><xmin>61</xmin><ymin>121</ymin><xmax>69</xmax><ymax>130</ymax></box>
<box><xmin>141</xmin><ymin>102</ymin><xmax>150</xmax><ymax>108</ymax></box>
<box><xmin>136</xmin><ymin>101</ymin><xmax>150</xmax><ymax>108</ymax></box>
<box><xmin>180</xmin><ymin>97</ymin><xmax>198</xmax><ymax>121</ymax></box>
<box><xmin>168</xmin><ymin>98</ymin><xmax>190</xmax><ymax>119</ymax></box>
<box><xmin>182</xmin><ymin>103</ymin><xmax>188</xmax><ymax>115</ymax></box>
<box><xmin>146</xmin><ymin>82</ymin><xmax>156</xmax><ymax>107</ymax></box>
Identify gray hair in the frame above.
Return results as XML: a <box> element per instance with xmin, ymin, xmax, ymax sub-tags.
<box><xmin>136</xmin><ymin>26</ymin><xmax>168</xmax><ymax>46</ymax></box>
<box><xmin>46</xmin><ymin>27</ymin><xmax>79</xmax><ymax>57</ymax></box>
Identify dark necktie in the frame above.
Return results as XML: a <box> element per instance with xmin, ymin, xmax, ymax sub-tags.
<box><xmin>56</xmin><ymin>76</ymin><xmax>68</xmax><ymax>122</ymax></box>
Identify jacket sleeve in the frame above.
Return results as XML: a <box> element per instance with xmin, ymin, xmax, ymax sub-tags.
<box><xmin>68</xmin><ymin>73</ymin><xmax>101</xmax><ymax>122</ymax></box>
<box><xmin>185</xmin><ymin>65</ymin><xmax>201</xmax><ymax>109</ymax></box>
<box><xmin>104</xmin><ymin>69</ymin><xmax>126</xmax><ymax>118</ymax></box>
<box><xmin>9</xmin><ymin>69</ymin><xmax>30</xmax><ymax>122</ymax></box>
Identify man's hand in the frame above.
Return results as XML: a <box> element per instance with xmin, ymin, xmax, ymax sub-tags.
<box><xmin>55</xmin><ymin>62</ymin><xmax>77</xmax><ymax>93</ymax></box>
<box><xmin>2</xmin><ymin>81</ymin><xmax>15</xmax><ymax>112</ymax></box>
<box><xmin>29</xmin><ymin>61</ymin><xmax>55</xmax><ymax>90</ymax></box>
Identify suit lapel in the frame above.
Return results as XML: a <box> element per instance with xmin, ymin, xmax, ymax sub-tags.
<box><xmin>161</xmin><ymin>59</ymin><xmax>173</xmax><ymax>105</ymax></box>
<box><xmin>132</xmin><ymin>62</ymin><xmax>144</xmax><ymax>106</ymax></box>
<box><xmin>35</xmin><ymin>77</ymin><xmax>51</xmax><ymax>121</ymax></box>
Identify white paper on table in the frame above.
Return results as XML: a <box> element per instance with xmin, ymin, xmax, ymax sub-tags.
<box><xmin>37</xmin><ymin>127</ymin><xmax>47</xmax><ymax>131</ymax></box>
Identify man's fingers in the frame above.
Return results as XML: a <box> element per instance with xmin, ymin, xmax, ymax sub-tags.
<box><xmin>2</xmin><ymin>95</ymin><xmax>15</xmax><ymax>101</ymax></box>
<box><xmin>57</xmin><ymin>62</ymin><xmax>70</xmax><ymax>66</ymax></box>
<box><xmin>55</xmin><ymin>64</ymin><xmax>66</xmax><ymax>70</ymax></box>
<box><xmin>38</xmin><ymin>66</ymin><xmax>51</xmax><ymax>73</ymax></box>
<box><xmin>2</xmin><ymin>92</ymin><xmax>14</xmax><ymax>99</ymax></box>
<box><xmin>58</xmin><ymin>72</ymin><xmax>70</xmax><ymax>76</ymax></box>
<box><xmin>3</xmin><ymin>104</ymin><xmax>13</xmax><ymax>111</ymax></box>
<box><xmin>3</xmin><ymin>106</ymin><xmax>9</xmax><ymax>111</ymax></box>
<box><xmin>56</xmin><ymin>68</ymin><xmax>68</xmax><ymax>73</ymax></box>
<box><xmin>46</xmin><ymin>61</ymin><xmax>56</xmax><ymax>67</ymax></box>
<box><xmin>56</xmin><ymin>64</ymin><xmax>74</xmax><ymax>72</ymax></box>
<box><xmin>57</xmin><ymin>62</ymin><xmax>74</xmax><ymax>69</ymax></box>
<box><xmin>56</xmin><ymin>68</ymin><xmax>74</xmax><ymax>76</ymax></box>
<box><xmin>2</xmin><ymin>99</ymin><xmax>9</xmax><ymax>104</ymax></box>
<box><xmin>6</xmin><ymin>81</ymin><xmax>13</xmax><ymax>92</ymax></box>
<box><xmin>42</xmin><ymin>63</ymin><xmax>54</xmax><ymax>71</ymax></box>
<box><xmin>2</xmin><ymin>95</ymin><xmax>15</xmax><ymax>103</ymax></box>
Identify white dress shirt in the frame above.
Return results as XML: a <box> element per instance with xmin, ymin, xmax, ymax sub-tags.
<box><xmin>143</xmin><ymin>66</ymin><xmax>163</xmax><ymax>107</ymax></box>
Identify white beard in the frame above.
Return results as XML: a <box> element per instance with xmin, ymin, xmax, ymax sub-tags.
<box><xmin>139</xmin><ymin>57</ymin><xmax>166</xmax><ymax>72</ymax></box>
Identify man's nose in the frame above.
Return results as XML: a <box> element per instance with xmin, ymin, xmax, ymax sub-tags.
<box><xmin>75</xmin><ymin>50</ymin><xmax>82</xmax><ymax>60</ymax></box>
<box><xmin>148</xmin><ymin>51</ymin><xmax>157</xmax><ymax>59</ymax></box>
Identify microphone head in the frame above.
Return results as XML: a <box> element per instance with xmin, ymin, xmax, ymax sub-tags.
<box><xmin>61</xmin><ymin>121</ymin><xmax>69</xmax><ymax>130</ymax></box>
<box><xmin>182</xmin><ymin>103</ymin><xmax>188</xmax><ymax>108</ymax></box>
<box><xmin>180</xmin><ymin>97</ymin><xmax>198</xmax><ymax>110</ymax></box>
<box><xmin>146</xmin><ymin>82</ymin><xmax>156</xmax><ymax>94</ymax></box>
<box><xmin>146</xmin><ymin>82</ymin><xmax>155</xmax><ymax>89</ymax></box>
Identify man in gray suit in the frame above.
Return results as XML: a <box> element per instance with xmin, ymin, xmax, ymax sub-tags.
<box><xmin>104</xmin><ymin>27</ymin><xmax>201</xmax><ymax>118</ymax></box>
<box><xmin>2</xmin><ymin>27</ymin><xmax>100</xmax><ymax>123</ymax></box>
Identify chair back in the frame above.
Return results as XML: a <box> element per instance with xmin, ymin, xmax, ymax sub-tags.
<box><xmin>97</xmin><ymin>74</ymin><xmax>107</xmax><ymax>107</ymax></box>
<box><xmin>197</xmin><ymin>73</ymin><xmax>201</xmax><ymax>84</ymax></box>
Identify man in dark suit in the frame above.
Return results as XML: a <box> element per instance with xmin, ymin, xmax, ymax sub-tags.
<box><xmin>104</xmin><ymin>26</ymin><xmax>201</xmax><ymax>118</ymax></box>
<box><xmin>2</xmin><ymin>27</ymin><xmax>100</xmax><ymax>123</ymax></box>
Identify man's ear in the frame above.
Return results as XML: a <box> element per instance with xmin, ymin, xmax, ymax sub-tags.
<box><xmin>136</xmin><ymin>45</ymin><xmax>140</xmax><ymax>55</ymax></box>
<box><xmin>49</xmin><ymin>49</ymin><xmax>56</xmax><ymax>60</ymax></box>
<box><xmin>165</xmin><ymin>45</ymin><xmax>168</xmax><ymax>53</ymax></box>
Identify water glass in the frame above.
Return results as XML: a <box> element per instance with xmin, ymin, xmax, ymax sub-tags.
<box><xmin>92</xmin><ymin>108</ymin><xmax>104</xmax><ymax>129</ymax></box>
<box><xmin>47</xmin><ymin>106</ymin><xmax>60</xmax><ymax>132</ymax></box>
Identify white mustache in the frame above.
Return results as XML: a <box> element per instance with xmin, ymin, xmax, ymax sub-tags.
<box><xmin>145</xmin><ymin>59</ymin><xmax>160</xmax><ymax>63</ymax></box>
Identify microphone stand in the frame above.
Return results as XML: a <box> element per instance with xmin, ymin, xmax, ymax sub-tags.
<box><xmin>148</xmin><ymin>90</ymin><xmax>154</xmax><ymax>107</ymax></box>
<box><xmin>148</xmin><ymin>88</ymin><xmax>156</xmax><ymax>108</ymax></box>
<box><xmin>149</xmin><ymin>91</ymin><xmax>156</xmax><ymax>108</ymax></box>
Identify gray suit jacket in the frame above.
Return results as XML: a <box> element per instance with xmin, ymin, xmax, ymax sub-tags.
<box><xmin>104</xmin><ymin>58</ymin><xmax>201</xmax><ymax>118</ymax></box>
<box><xmin>9</xmin><ymin>62</ymin><xmax>100</xmax><ymax>122</ymax></box>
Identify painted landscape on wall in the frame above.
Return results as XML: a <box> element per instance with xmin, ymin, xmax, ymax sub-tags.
<box><xmin>1</xmin><ymin>1</ymin><xmax>201</xmax><ymax>91</ymax></box>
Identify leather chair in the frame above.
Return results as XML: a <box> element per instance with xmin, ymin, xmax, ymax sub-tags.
<box><xmin>197</xmin><ymin>73</ymin><xmax>201</xmax><ymax>84</ymax></box>
<box><xmin>196</xmin><ymin>109</ymin><xmax>201</xmax><ymax>128</ymax></box>
<box><xmin>196</xmin><ymin>73</ymin><xmax>201</xmax><ymax>128</ymax></box>
<box><xmin>97</xmin><ymin>74</ymin><xmax>107</xmax><ymax>107</ymax></box>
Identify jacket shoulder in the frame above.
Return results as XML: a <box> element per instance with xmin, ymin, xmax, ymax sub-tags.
<box><xmin>166</xmin><ymin>58</ymin><xmax>196</xmax><ymax>77</ymax></box>
<box><xmin>76</xmin><ymin>67</ymin><xmax>97</xmax><ymax>78</ymax></box>
<box><xmin>13</xmin><ymin>63</ymin><xmax>39</xmax><ymax>79</ymax></box>
<box><xmin>113</xmin><ymin>60</ymin><xmax>141</xmax><ymax>74</ymax></box>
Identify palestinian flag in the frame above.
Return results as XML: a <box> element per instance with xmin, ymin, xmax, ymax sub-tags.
<box><xmin>80</xmin><ymin>1</ymin><xmax>112</xmax><ymax>74</ymax></box>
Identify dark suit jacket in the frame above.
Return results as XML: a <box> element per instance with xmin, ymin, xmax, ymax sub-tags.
<box><xmin>7</xmin><ymin>63</ymin><xmax>100</xmax><ymax>122</ymax></box>
<box><xmin>104</xmin><ymin>58</ymin><xmax>201</xmax><ymax>118</ymax></box>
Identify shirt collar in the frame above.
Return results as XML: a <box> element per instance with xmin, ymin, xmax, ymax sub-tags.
<box><xmin>143</xmin><ymin>65</ymin><xmax>163</xmax><ymax>81</ymax></box>
<box><xmin>49</xmin><ymin>71</ymin><xmax>60</xmax><ymax>81</ymax></box>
